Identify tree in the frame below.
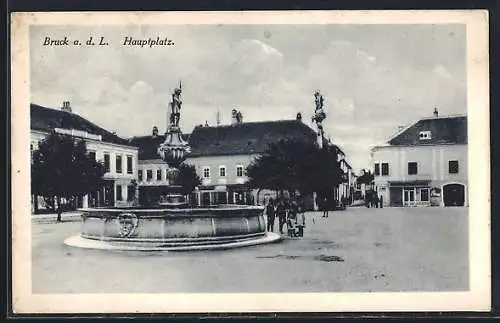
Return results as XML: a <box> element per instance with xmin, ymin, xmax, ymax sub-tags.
<box><xmin>357</xmin><ymin>169</ymin><xmax>374</xmax><ymax>185</ymax></box>
<box><xmin>31</xmin><ymin>131</ymin><xmax>105</xmax><ymax>222</ymax></box>
<box><xmin>246</xmin><ymin>139</ymin><xmax>344</xmax><ymax>197</ymax></box>
<box><xmin>176</xmin><ymin>163</ymin><xmax>202</xmax><ymax>195</ymax></box>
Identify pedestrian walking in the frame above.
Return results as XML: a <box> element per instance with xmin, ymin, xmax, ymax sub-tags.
<box><xmin>266</xmin><ymin>198</ymin><xmax>276</xmax><ymax>232</ymax></box>
<box><xmin>322</xmin><ymin>197</ymin><xmax>329</xmax><ymax>218</ymax></box>
<box><xmin>374</xmin><ymin>194</ymin><xmax>379</xmax><ymax>208</ymax></box>
<box><xmin>379</xmin><ymin>195</ymin><xmax>384</xmax><ymax>208</ymax></box>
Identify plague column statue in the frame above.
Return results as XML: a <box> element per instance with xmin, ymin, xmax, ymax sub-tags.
<box><xmin>157</xmin><ymin>81</ymin><xmax>191</xmax><ymax>208</ymax></box>
<box><xmin>312</xmin><ymin>90</ymin><xmax>327</xmax><ymax>149</ymax></box>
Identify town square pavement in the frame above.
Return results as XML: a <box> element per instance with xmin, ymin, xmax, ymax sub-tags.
<box><xmin>31</xmin><ymin>206</ymin><xmax>468</xmax><ymax>293</ymax></box>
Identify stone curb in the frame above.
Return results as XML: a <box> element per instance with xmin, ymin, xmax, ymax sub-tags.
<box><xmin>64</xmin><ymin>232</ymin><xmax>282</xmax><ymax>252</ymax></box>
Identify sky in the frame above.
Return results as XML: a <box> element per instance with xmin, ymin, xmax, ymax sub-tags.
<box><xmin>30</xmin><ymin>24</ymin><xmax>467</xmax><ymax>172</ymax></box>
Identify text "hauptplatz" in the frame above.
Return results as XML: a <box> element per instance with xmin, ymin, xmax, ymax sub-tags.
<box><xmin>122</xmin><ymin>36</ymin><xmax>175</xmax><ymax>48</ymax></box>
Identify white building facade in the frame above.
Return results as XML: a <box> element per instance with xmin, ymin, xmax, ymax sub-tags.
<box><xmin>371</xmin><ymin>113</ymin><xmax>468</xmax><ymax>207</ymax></box>
<box><xmin>30</xmin><ymin>103</ymin><xmax>139</xmax><ymax>211</ymax></box>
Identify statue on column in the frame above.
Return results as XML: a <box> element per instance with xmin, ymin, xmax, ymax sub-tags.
<box><xmin>312</xmin><ymin>90</ymin><xmax>326</xmax><ymax>124</ymax></box>
<box><xmin>170</xmin><ymin>86</ymin><xmax>182</xmax><ymax>128</ymax></box>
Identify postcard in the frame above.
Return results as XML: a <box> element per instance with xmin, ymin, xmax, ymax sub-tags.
<box><xmin>11</xmin><ymin>10</ymin><xmax>490</xmax><ymax>313</ymax></box>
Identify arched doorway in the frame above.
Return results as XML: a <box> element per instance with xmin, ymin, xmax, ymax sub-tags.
<box><xmin>443</xmin><ymin>183</ymin><xmax>465</xmax><ymax>207</ymax></box>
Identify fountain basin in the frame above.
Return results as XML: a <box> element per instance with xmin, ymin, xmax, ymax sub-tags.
<box><xmin>64</xmin><ymin>204</ymin><xmax>281</xmax><ymax>251</ymax></box>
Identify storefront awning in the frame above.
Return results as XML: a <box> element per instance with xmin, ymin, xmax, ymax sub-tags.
<box><xmin>389</xmin><ymin>180</ymin><xmax>431</xmax><ymax>187</ymax></box>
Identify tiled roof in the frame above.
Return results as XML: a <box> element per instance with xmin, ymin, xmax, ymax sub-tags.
<box><xmin>30</xmin><ymin>103</ymin><xmax>135</xmax><ymax>146</ymax></box>
<box><xmin>131</xmin><ymin>120</ymin><xmax>318</xmax><ymax>160</ymax></box>
<box><xmin>188</xmin><ymin>120</ymin><xmax>317</xmax><ymax>157</ymax></box>
<box><xmin>388</xmin><ymin>115</ymin><xmax>467</xmax><ymax>146</ymax></box>
<box><xmin>130</xmin><ymin>133</ymin><xmax>190</xmax><ymax>160</ymax></box>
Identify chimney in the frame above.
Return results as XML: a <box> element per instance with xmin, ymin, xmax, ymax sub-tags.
<box><xmin>152</xmin><ymin>126</ymin><xmax>159</xmax><ymax>137</ymax></box>
<box><xmin>216</xmin><ymin>110</ymin><xmax>221</xmax><ymax>126</ymax></box>
<box><xmin>296</xmin><ymin>112</ymin><xmax>302</xmax><ymax>122</ymax></box>
<box><xmin>236</xmin><ymin>111</ymin><xmax>243</xmax><ymax>123</ymax></box>
<box><xmin>433</xmin><ymin>107</ymin><xmax>439</xmax><ymax>118</ymax></box>
<box><xmin>231</xmin><ymin>109</ymin><xmax>238</xmax><ymax>125</ymax></box>
<box><xmin>61</xmin><ymin>101</ymin><xmax>72</xmax><ymax>113</ymax></box>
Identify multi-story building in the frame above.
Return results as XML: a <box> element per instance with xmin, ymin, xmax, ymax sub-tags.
<box><xmin>30</xmin><ymin>102</ymin><xmax>139</xmax><ymax>211</ymax></box>
<box><xmin>186</xmin><ymin>115</ymin><xmax>319</xmax><ymax>207</ymax></box>
<box><xmin>371</xmin><ymin>110</ymin><xmax>468</xmax><ymax>207</ymax></box>
<box><xmin>331</xmin><ymin>144</ymin><xmax>355</xmax><ymax>204</ymax></box>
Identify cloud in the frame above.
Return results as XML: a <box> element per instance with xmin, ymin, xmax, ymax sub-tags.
<box><xmin>30</xmin><ymin>25</ymin><xmax>466</xmax><ymax>172</ymax></box>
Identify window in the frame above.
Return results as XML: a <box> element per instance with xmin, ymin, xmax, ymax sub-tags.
<box><xmin>419</xmin><ymin>131</ymin><xmax>432</xmax><ymax>140</ymax></box>
<box><xmin>408</xmin><ymin>162</ymin><xmax>418</xmax><ymax>175</ymax></box>
<box><xmin>127</xmin><ymin>155</ymin><xmax>133</xmax><ymax>174</ymax></box>
<box><xmin>104</xmin><ymin>153</ymin><xmax>110</xmax><ymax>173</ymax></box>
<box><xmin>138</xmin><ymin>169</ymin><xmax>143</xmax><ymax>181</ymax></box>
<box><xmin>157</xmin><ymin>169</ymin><xmax>162</xmax><ymax>181</ymax></box>
<box><xmin>116</xmin><ymin>185</ymin><xmax>123</xmax><ymax>201</ymax></box>
<box><xmin>374</xmin><ymin>163</ymin><xmax>380</xmax><ymax>176</ymax></box>
<box><xmin>219</xmin><ymin>166</ymin><xmax>226</xmax><ymax>177</ymax></box>
<box><xmin>449</xmin><ymin>160</ymin><xmax>459</xmax><ymax>174</ymax></box>
<box><xmin>88</xmin><ymin>151</ymin><xmax>96</xmax><ymax>161</ymax></box>
<box><xmin>203</xmin><ymin>167</ymin><xmax>210</xmax><ymax>178</ymax></box>
<box><xmin>116</xmin><ymin>155</ymin><xmax>122</xmax><ymax>173</ymax></box>
<box><xmin>147</xmin><ymin>169</ymin><xmax>153</xmax><ymax>181</ymax></box>
<box><xmin>236</xmin><ymin>165</ymin><xmax>244</xmax><ymax>177</ymax></box>
<box><xmin>127</xmin><ymin>185</ymin><xmax>135</xmax><ymax>201</ymax></box>
<box><xmin>420</xmin><ymin>188</ymin><xmax>430</xmax><ymax>202</ymax></box>
<box><xmin>381</xmin><ymin>163</ymin><xmax>389</xmax><ymax>176</ymax></box>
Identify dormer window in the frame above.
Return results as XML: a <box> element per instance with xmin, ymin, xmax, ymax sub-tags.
<box><xmin>419</xmin><ymin>131</ymin><xmax>432</xmax><ymax>140</ymax></box>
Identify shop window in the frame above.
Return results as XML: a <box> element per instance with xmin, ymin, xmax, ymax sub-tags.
<box><xmin>449</xmin><ymin>160</ymin><xmax>459</xmax><ymax>174</ymax></box>
<box><xmin>116</xmin><ymin>185</ymin><xmax>123</xmax><ymax>201</ymax></box>
<box><xmin>420</xmin><ymin>188</ymin><xmax>430</xmax><ymax>201</ymax></box>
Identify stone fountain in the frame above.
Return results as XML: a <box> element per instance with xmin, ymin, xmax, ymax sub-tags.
<box><xmin>64</xmin><ymin>85</ymin><xmax>281</xmax><ymax>251</ymax></box>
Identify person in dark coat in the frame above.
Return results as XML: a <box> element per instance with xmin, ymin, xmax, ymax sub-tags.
<box><xmin>379</xmin><ymin>195</ymin><xmax>384</xmax><ymax>208</ymax></box>
<box><xmin>322</xmin><ymin>197</ymin><xmax>329</xmax><ymax>218</ymax></box>
<box><xmin>276</xmin><ymin>199</ymin><xmax>287</xmax><ymax>234</ymax></box>
<box><xmin>266</xmin><ymin>198</ymin><xmax>276</xmax><ymax>232</ymax></box>
<box><xmin>374</xmin><ymin>194</ymin><xmax>379</xmax><ymax>208</ymax></box>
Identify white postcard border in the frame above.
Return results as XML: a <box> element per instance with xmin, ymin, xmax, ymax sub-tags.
<box><xmin>11</xmin><ymin>10</ymin><xmax>490</xmax><ymax>313</ymax></box>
